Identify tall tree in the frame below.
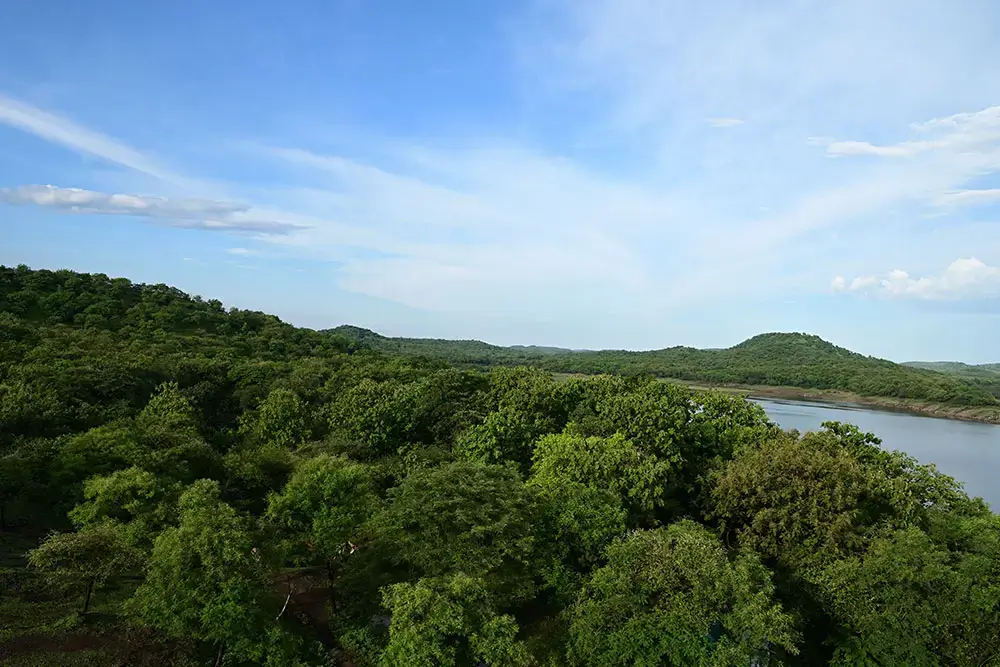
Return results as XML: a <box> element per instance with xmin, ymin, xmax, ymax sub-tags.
<box><xmin>566</xmin><ymin>520</ymin><xmax>798</xmax><ymax>667</ymax></box>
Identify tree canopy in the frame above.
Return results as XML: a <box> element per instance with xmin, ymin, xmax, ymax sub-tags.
<box><xmin>2</xmin><ymin>264</ymin><xmax>998</xmax><ymax>666</ymax></box>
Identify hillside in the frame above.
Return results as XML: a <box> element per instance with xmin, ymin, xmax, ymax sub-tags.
<box><xmin>333</xmin><ymin>327</ymin><xmax>1000</xmax><ymax>408</ymax></box>
<box><xmin>2</xmin><ymin>264</ymin><xmax>996</xmax><ymax>413</ymax></box>
<box><xmin>904</xmin><ymin>360</ymin><xmax>1000</xmax><ymax>377</ymax></box>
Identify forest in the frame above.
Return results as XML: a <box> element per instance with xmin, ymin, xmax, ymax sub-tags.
<box><xmin>2</xmin><ymin>264</ymin><xmax>999</xmax><ymax>666</ymax></box>
<box><xmin>330</xmin><ymin>326</ymin><xmax>1000</xmax><ymax>407</ymax></box>
<box><xmin>904</xmin><ymin>361</ymin><xmax>1000</xmax><ymax>403</ymax></box>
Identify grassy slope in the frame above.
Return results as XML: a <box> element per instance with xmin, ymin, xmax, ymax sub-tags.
<box><xmin>333</xmin><ymin>328</ymin><xmax>1000</xmax><ymax>424</ymax></box>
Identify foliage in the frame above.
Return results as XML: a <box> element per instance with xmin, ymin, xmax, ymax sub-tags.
<box><xmin>710</xmin><ymin>430</ymin><xmax>871</xmax><ymax>568</ymax></box>
<box><xmin>266</xmin><ymin>454</ymin><xmax>377</xmax><ymax>566</ymax></box>
<box><xmin>566</xmin><ymin>521</ymin><xmax>799</xmax><ymax>667</ymax></box>
<box><xmin>531</xmin><ymin>431</ymin><xmax>674</xmax><ymax>521</ymax></box>
<box><xmin>334</xmin><ymin>326</ymin><xmax>999</xmax><ymax>407</ymax></box>
<box><xmin>28</xmin><ymin>522</ymin><xmax>141</xmax><ymax>589</ymax></box>
<box><xmin>379</xmin><ymin>573</ymin><xmax>530</xmax><ymax>667</ymax></box>
<box><xmin>239</xmin><ymin>387</ymin><xmax>315</xmax><ymax>449</ymax></box>
<box><xmin>126</xmin><ymin>480</ymin><xmax>315</xmax><ymax>665</ymax></box>
<box><xmin>366</xmin><ymin>462</ymin><xmax>538</xmax><ymax>604</ymax></box>
<box><xmin>3</xmin><ymin>265</ymin><xmax>999</xmax><ymax>666</ymax></box>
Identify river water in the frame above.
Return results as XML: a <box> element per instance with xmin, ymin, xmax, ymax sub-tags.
<box><xmin>753</xmin><ymin>398</ymin><xmax>1000</xmax><ymax>511</ymax></box>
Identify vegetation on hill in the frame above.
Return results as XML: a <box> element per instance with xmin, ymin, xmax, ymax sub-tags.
<box><xmin>3</xmin><ymin>264</ymin><xmax>1000</xmax><ymax>666</ymax></box>
<box><xmin>333</xmin><ymin>327</ymin><xmax>999</xmax><ymax>408</ymax></box>
<box><xmin>905</xmin><ymin>361</ymin><xmax>1000</xmax><ymax>376</ymax></box>
<box><xmin>903</xmin><ymin>361</ymin><xmax>1000</xmax><ymax>407</ymax></box>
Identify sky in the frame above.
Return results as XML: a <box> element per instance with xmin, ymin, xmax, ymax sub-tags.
<box><xmin>1</xmin><ymin>0</ymin><xmax>999</xmax><ymax>363</ymax></box>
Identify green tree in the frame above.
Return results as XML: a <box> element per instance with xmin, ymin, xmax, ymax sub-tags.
<box><xmin>368</xmin><ymin>461</ymin><xmax>537</xmax><ymax>604</ymax></box>
<box><xmin>68</xmin><ymin>466</ymin><xmax>179</xmax><ymax>552</ymax></box>
<box><xmin>29</xmin><ymin>522</ymin><xmax>141</xmax><ymax>613</ymax></box>
<box><xmin>531</xmin><ymin>431</ymin><xmax>674</xmax><ymax>523</ymax></box>
<box><xmin>528</xmin><ymin>476</ymin><xmax>627</xmax><ymax>601</ymax></box>
<box><xmin>239</xmin><ymin>387</ymin><xmax>314</xmax><ymax>449</ymax></box>
<box><xmin>455</xmin><ymin>367</ymin><xmax>573</xmax><ymax>471</ymax></box>
<box><xmin>266</xmin><ymin>454</ymin><xmax>377</xmax><ymax>569</ymax></box>
<box><xmin>328</xmin><ymin>378</ymin><xmax>417</xmax><ymax>459</ymax></box>
<box><xmin>817</xmin><ymin>519</ymin><xmax>1000</xmax><ymax>667</ymax></box>
<box><xmin>566</xmin><ymin>521</ymin><xmax>799</xmax><ymax>667</ymax></box>
<box><xmin>126</xmin><ymin>479</ymin><xmax>310</xmax><ymax>665</ymax></box>
<box><xmin>222</xmin><ymin>441</ymin><xmax>296</xmax><ymax>514</ymax></box>
<box><xmin>709</xmin><ymin>431</ymin><xmax>870</xmax><ymax>568</ymax></box>
<box><xmin>380</xmin><ymin>573</ymin><xmax>530</xmax><ymax>667</ymax></box>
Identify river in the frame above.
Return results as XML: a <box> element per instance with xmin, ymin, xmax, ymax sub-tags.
<box><xmin>753</xmin><ymin>398</ymin><xmax>1000</xmax><ymax>511</ymax></box>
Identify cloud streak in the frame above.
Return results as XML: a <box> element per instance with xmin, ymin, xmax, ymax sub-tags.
<box><xmin>707</xmin><ymin>118</ymin><xmax>744</xmax><ymax>128</ymax></box>
<box><xmin>934</xmin><ymin>189</ymin><xmax>1000</xmax><ymax>208</ymax></box>
<box><xmin>0</xmin><ymin>95</ymin><xmax>195</xmax><ymax>187</ymax></box>
<box><xmin>822</xmin><ymin>105</ymin><xmax>1000</xmax><ymax>160</ymax></box>
<box><xmin>0</xmin><ymin>185</ymin><xmax>306</xmax><ymax>234</ymax></box>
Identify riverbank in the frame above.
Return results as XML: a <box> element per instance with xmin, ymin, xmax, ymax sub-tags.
<box><xmin>548</xmin><ymin>372</ymin><xmax>1000</xmax><ymax>425</ymax></box>
<box><xmin>681</xmin><ymin>382</ymin><xmax>1000</xmax><ymax>425</ymax></box>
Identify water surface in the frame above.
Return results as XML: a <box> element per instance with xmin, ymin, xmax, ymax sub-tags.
<box><xmin>753</xmin><ymin>398</ymin><xmax>1000</xmax><ymax>510</ymax></box>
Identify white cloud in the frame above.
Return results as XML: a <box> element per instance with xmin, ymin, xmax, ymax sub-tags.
<box><xmin>253</xmin><ymin>144</ymin><xmax>684</xmax><ymax>311</ymax></box>
<box><xmin>707</xmin><ymin>118</ymin><xmax>744</xmax><ymax>128</ymax></box>
<box><xmin>835</xmin><ymin>258</ymin><xmax>1000</xmax><ymax>301</ymax></box>
<box><xmin>527</xmin><ymin>0</ymin><xmax>1000</xmax><ymax>137</ymax></box>
<box><xmin>0</xmin><ymin>95</ymin><xmax>193</xmax><ymax>187</ymax></box>
<box><xmin>824</xmin><ymin>140</ymin><xmax>943</xmax><ymax>158</ymax></box>
<box><xmin>821</xmin><ymin>105</ymin><xmax>1000</xmax><ymax>159</ymax></box>
<box><xmin>0</xmin><ymin>185</ymin><xmax>304</xmax><ymax>234</ymax></box>
<box><xmin>934</xmin><ymin>189</ymin><xmax>1000</xmax><ymax>208</ymax></box>
<box><xmin>226</xmin><ymin>247</ymin><xmax>260</xmax><ymax>256</ymax></box>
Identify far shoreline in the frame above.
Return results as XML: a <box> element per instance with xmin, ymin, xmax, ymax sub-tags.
<box><xmin>549</xmin><ymin>372</ymin><xmax>1000</xmax><ymax>425</ymax></box>
<box><xmin>687</xmin><ymin>382</ymin><xmax>1000</xmax><ymax>425</ymax></box>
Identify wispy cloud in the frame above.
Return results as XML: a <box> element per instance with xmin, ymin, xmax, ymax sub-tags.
<box><xmin>833</xmin><ymin>258</ymin><xmax>1000</xmax><ymax>300</ymax></box>
<box><xmin>706</xmin><ymin>118</ymin><xmax>744</xmax><ymax>128</ymax></box>
<box><xmin>226</xmin><ymin>247</ymin><xmax>261</xmax><ymax>256</ymax></box>
<box><xmin>259</xmin><ymin>145</ymin><xmax>666</xmax><ymax>312</ymax></box>
<box><xmin>934</xmin><ymin>189</ymin><xmax>1000</xmax><ymax>208</ymax></box>
<box><xmin>821</xmin><ymin>105</ymin><xmax>1000</xmax><ymax>160</ymax></box>
<box><xmin>0</xmin><ymin>95</ymin><xmax>193</xmax><ymax>187</ymax></box>
<box><xmin>0</xmin><ymin>185</ymin><xmax>305</xmax><ymax>234</ymax></box>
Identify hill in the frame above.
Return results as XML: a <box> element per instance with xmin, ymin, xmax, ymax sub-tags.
<box><xmin>333</xmin><ymin>327</ymin><xmax>1000</xmax><ymax>409</ymax></box>
<box><xmin>326</xmin><ymin>325</ymin><xmax>544</xmax><ymax>365</ymax></box>
<box><xmin>904</xmin><ymin>360</ymin><xmax>1000</xmax><ymax>377</ymax></box>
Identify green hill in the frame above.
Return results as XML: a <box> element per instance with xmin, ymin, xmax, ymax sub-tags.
<box><xmin>333</xmin><ymin>328</ymin><xmax>999</xmax><ymax>408</ymax></box>
<box><xmin>326</xmin><ymin>325</ymin><xmax>544</xmax><ymax>365</ymax></box>
<box><xmin>3</xmin><ymin>265</ymin><xmax>995</xmax><ymax>411</ymax></box>
<box><xmin>903</xmin><ymin>361</ymin><xmax>1000</xmax><ymax>405</ymax></box>
<box><xmin>904</xmin><ymin>360</ymin><xmax>1000</xmax><ymax>377</ymax></box>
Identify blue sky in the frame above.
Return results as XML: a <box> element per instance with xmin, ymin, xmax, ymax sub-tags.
<box><xmin>2</xmin><ymin>0</ymin><xmax>999</xmax><ymax>363</ymax></box>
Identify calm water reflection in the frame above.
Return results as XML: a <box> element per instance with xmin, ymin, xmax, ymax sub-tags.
<box><xmin>753</xmin><ymin>398</ymin><xmax>1000</xmax><ymax>511</ymax></box>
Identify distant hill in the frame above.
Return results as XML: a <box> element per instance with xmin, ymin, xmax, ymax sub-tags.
<box><xmin>903</xmin><ymin>361</ymin><xmax>1000</xmax><ymax>404</ymax></box>
<box><xmin>904</xmin><ymin>361</ymin><xmax>1000</xmax><ymax>377</ymax></box>
<box><xmin>331</xmin><ymin>328</ymin><xmax>999</xmax><ymax>407</ymax></box>
<box><xmin>325</xmin><ymin>325</ymin><xmax>545</xmax><ymax>366</ymax></box>
<box><xmin>508</xmin><ymin>344</ymin><xmax>578</xmax><ymax>355</ymax></box>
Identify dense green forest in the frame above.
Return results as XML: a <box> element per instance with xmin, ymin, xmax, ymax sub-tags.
<box><xmin>905</xmin><ymin>361</ymin><xmax>1000</xmax><ymax>376</ymax></box>
<box><xmin>331</xmin><ymin>326</ymin><xmax>1000</xmax><ymax>407</ymax></box>
<box><xmin>2</xmin><ymin>264</ymin><xmax>1000</xmax><ymax>666</ymax></box>
<box><xmin>904</xmin><ymin>361</ymin><xmax>1000</xmax><ymax>402</ymax></box>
